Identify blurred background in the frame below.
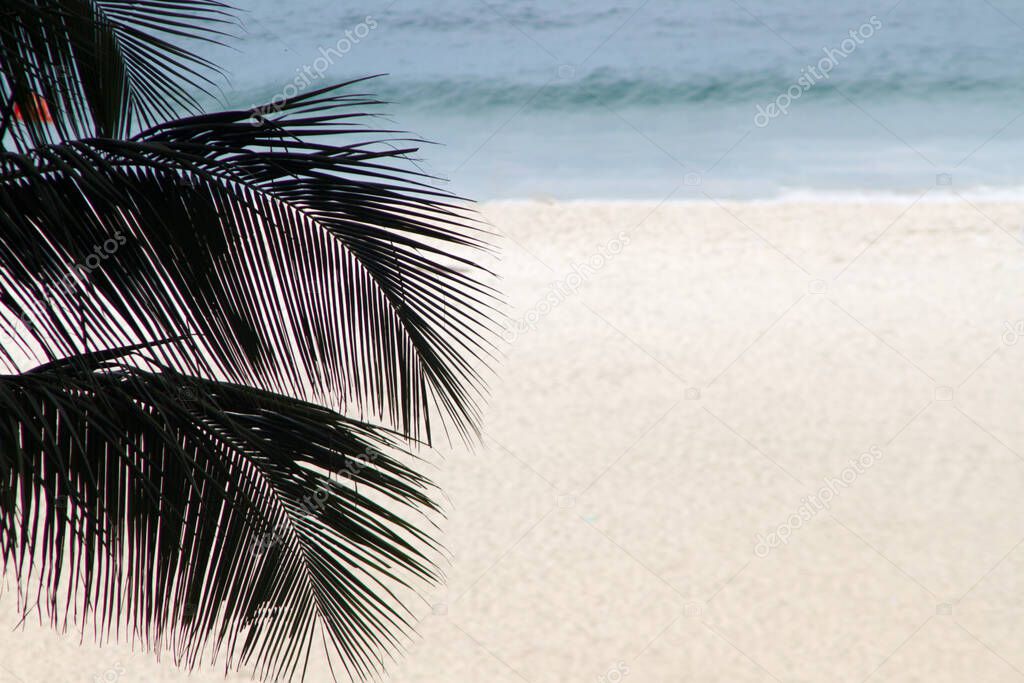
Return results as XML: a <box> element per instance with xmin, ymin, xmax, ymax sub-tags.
<box><xmin>6</xmin><ymin>3</ymin><xmax>1024</xmax><ymax>682</ymax></box>
<box><xmin>194</xmin><ymin>0</ymin><xmax>1024</xmax><ymax>199</ymax></box>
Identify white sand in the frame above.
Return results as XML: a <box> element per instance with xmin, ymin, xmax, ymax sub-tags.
<box><xmin>4</xmin><ymin>199</ymin><xmax>1024</xmax><ymax>681</ymax></box>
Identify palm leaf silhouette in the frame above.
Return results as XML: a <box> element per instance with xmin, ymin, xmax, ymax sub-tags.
<box><xmin>0</xmin><ymin>2</ymin><xmax>495</xmax><ymax>680</ymax></box>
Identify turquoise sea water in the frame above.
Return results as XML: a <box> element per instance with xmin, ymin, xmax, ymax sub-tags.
<box><xmin>195</xmin><ymin>1</ymin><xmax>1024</xmax><ymax>199</ymax></box>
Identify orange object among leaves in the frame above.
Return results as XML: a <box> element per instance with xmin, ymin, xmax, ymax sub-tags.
<box><xmin>12</xmin><ymin>93</ymin><xmax>54</xmax><ymax>123</ymax></box>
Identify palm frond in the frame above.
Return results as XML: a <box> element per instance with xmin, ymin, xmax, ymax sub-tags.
<box><xmin>0</xmin><ymin>0</ymin><xmax>233</xmax><ymax>147</ymax></box>
<box><xmin>0</xmin><ymin>82</ymin><xmax>499</xmax><ymax>440</ymax></box>
<box><xmin>0</xmin><ymin>4</ymin><xmax>498</xmax><ymax>680</ymax></box>
<box><xmin>0</xmin><ymin>346</ymin><xmax>442</xmax><ymax>682</ymax></box>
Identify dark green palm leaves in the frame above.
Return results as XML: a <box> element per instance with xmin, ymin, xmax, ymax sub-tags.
<box><xmin>0</xmin><ymin>2</ymin><xmax>495</xmax><ymax>680</ymax></box>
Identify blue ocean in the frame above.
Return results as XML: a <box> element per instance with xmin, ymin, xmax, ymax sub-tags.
<box><xmin>194</xmin><ymin>0</ymin><xmax>1024</xmax><ymax>199</ymax></box>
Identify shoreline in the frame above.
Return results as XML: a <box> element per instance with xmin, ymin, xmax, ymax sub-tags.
<box><xmin>479</xmin><ymin>190</ymin><xmax>1024</xmax><ymax>205</ymax></box>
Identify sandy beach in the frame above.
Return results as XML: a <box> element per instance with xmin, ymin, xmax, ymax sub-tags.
<box><xmin>4</xmin><ymin>198</ymin><xmax>1024</xmax><ymax>681</ymax></box>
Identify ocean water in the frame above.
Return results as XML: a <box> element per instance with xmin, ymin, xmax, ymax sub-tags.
<box><xmin>193</xmin><ymin>0</ymin><xmax>1024</xmax><ymax>200</ymax></box>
